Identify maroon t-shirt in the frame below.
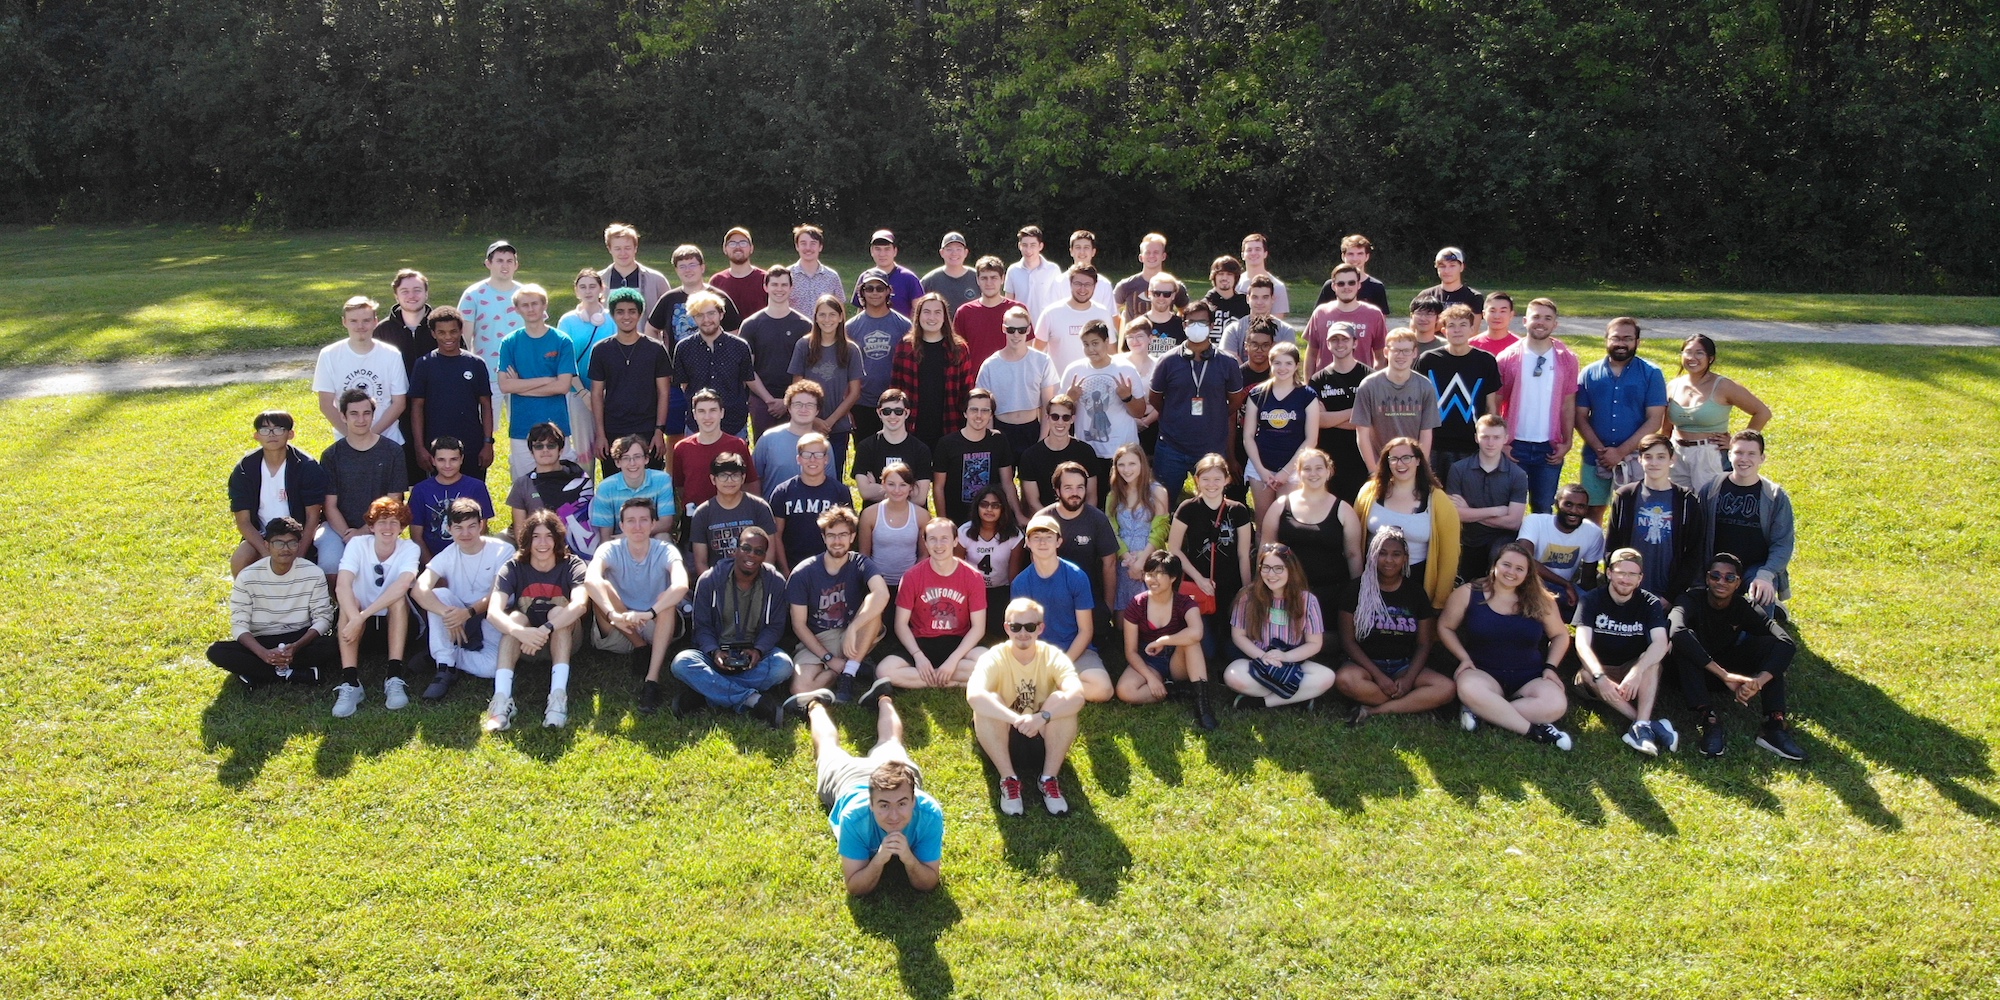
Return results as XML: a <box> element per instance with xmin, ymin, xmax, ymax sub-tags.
<box><xmin>709</xmin><ymin>269</ymin><xmax>768</xmax><ymax>331</ymax></box>
<box><xmin>672</xmin><ymin>432</ymin><xmax>753</xmax><ymax>508</ymax></box>
<box><xmin>1125</xmin><ymin>591</ymin><xmax>1200</xmax><ymax>648</ymax></box>
<box><xmin>954</xmin><ymin>299</ymin><xmax>1023</xmax><ymax>372</ymax></box>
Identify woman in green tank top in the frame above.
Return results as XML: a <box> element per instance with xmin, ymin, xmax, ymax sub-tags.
<box><xmin>1664</xmin><ymin>335</ymin><xmax>1772</xmax><ymax>493</ymax></box>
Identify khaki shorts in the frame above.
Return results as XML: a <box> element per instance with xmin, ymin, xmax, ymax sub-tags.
<box><xmin>590</xmin><ymin>616</ymin><xmax>658</xmax><ymax>653</ymax></box>
<box><xmin>795</xmin><ymin>628</ymin><xmax>851</xmax><ymax>670</ymax></box>
<box><xmin>815</xmin><ymin>741</ymin><xmax>921</xmax><ymax>810</ymax></box>
<box><xmin>1571</xmin><ymin>659</ymin><xmax>1640</xmax><ymax>702</ymax></box>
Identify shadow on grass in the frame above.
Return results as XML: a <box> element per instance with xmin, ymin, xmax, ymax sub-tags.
<box><xmin>846</xmin><ymin>880</ymin><xmax>963</xmax><ymax>1000</ymax></box>
<box><xmin>973</xmin><ymin>729</ymin><xmax>1134</xmax><ymax>905</ymax></box>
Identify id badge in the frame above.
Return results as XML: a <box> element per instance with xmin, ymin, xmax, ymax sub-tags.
<box><xmin>1191</xmin><ymin>396</ymin><xmax>1204</xmax><ymax>416</ymax></box>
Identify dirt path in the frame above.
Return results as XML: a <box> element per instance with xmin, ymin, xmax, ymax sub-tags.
<box><xmin>4</xmin><ymin>319</ymin><xmax>1997</xmax><ymax>401</ymax></box>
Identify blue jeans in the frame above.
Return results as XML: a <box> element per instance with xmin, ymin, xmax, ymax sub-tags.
<box><xmin>670</xmin><ymin>648</ymin><xmax>796</xmax><ymax>709</ymax></box>
<box><xmin>1154</xmin><ymin>439</ymin><xmax>1205</xmax><ymax>507</ymax></box>
<box><xmin>1510</xmin><ymin>440</ymin><xmax>1562</xmax><ymax>513</ymax></box>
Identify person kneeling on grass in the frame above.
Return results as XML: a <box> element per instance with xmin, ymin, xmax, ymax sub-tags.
<box><xmin>1223</xmin><ymin>543</ymin><xmax>1337</xmax><ymax>712</ymax></box>
<box><xmin>585</xmin><ymin>497</ymin><xmax>689</xmax><ymax>716</ymax></box>
<box><xmin>330</xmin><ymin>496</ymin><xmax>423</xmax><ymax>719</ymax></box>
<box><xmin>1438</xmin><ymin>540</ymin><xmax>1575</xmax><ymax>749</ymax></box>
<box><xmin>1334</xmin><ymin>526</ymin><xmax>1455</xmax><ymax>725</ymax></box>
<box><xmin>877</xmin><ymin>518</ymin><xmax>990</xmax><ymax>689</ymax></box>
<box><xmin>1669</xmin><ymin>552</ymin><xmax>1802</xmax><ymax>761</ymax></box>
<box><xmin>788</xmin><ymin>506</ymin><xmax>893</xmax><ymax>704</ymax></box>
<box><xmin>410</xmin><ymin>498</ymin><xmax>515</xmax><ymax>702</ymax></box>
<box><xmin>670</xmin><ymin>525</ymin><xmax>795</xmax><ymax>727</ymax></box>
<box><xmin>1116</xmin><ymin>549</ymin><xmax>1214</xmax><ymax>730</ymax></box>
<box><xmin>208</xmin><ymin>517</ymin><xmax>338</xmax><ymax>689</ymax></box>
<box><xmin>785</xmin><ymin>692</ymin><xmax>942</xmax><ymax>895</ymax></box>
<box><xmin>483</xmin><ymin>510</ymin><xmax>589</xmax><ymax>731</ymax></box>
<box><xmin>1573</xmin><ymin>546</ymin><xmax>1677</xmax><ymax>756</ymax></box>
<box><xmin>967</xmin><ymin>598</ymin><xmax>1086</xmax><ymax>816</ymax></box>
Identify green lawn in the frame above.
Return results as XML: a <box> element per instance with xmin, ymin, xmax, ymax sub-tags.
<box><xmin>2</xmin><ymin>341</ymin><xmax>1998</xmax><ymax>997</ymax></box>
<box><xmin>4</xmin><ymin>225</ymin><xmax>1998</xmax><ymax>366</ymax></box>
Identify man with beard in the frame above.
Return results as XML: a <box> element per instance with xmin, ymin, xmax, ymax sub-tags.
<box><xmin>1575</xmin><ymin>317</ymin><xmax>1668</xmax><ymax>522</ymax></box>
<box><xmin>1305</xmin><ymin>264</ymin><xmax>1388</xmax><ymax>371</ymax></box>
<box><xmin>708</xmin><ymin>227</ymin><xmax>766</xmax><ymax>325</ymax></box>
<box><xmin>1033</xmin><ymin>463</ymin><xmax>1120</xmax><ymax>619</ymax></box>
<box><xmin>1517</xmin><ymin>483</ymin><xmax>1605</xmax><ymax>620</ymax></box>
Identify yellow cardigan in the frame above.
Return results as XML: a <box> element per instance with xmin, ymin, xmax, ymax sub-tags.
<box><xmin>1352</xmin><ymin>482</ymin><xmax>1463</xmax><ymax>610</ymax></box>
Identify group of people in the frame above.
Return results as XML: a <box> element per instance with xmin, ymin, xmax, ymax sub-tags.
<box><xmin>212</xmin><ymin>222</ymin><xmax>1803</xmax><ymax>893</ymax></box>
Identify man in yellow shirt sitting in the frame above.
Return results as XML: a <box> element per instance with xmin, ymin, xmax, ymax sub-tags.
<box><xmin>965</xmin><ymin>598</ymin><xmax>1086</xmax><ymax>817</ymax></box>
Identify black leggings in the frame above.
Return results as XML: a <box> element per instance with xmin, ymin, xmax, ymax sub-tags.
<box><xmin>1673</xmin><ymin>634</ymin><xmax>1794</xmax><ymax>715</ymax></box>
<box><xmin>206</xmin><ymin>627</ymin><xmax>338</xmax><ymax>687</ymax></box>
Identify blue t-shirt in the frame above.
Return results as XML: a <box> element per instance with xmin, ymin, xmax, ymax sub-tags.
<box><xmin>409</xmin><ymin>351</ymin><xmax>492</xmax><ymax>452</ymax></box>
<box><xmin>590</xmin><ymin>468</ymin><xmax>677</xmax><ymax>529</ymax></box>
<box><xmin>787</xmin><ymin>553</ymin><xmax>883</xmax><ymax>634</ymax></box>
<box><xmin>832</xmin><ymin>784</ymin><xmax>946</xmax><ymax>863</ymax></box>
<box><xmin>1150</xmin><ymin>346</ymin><xmax>1246</xmax><ymax>457</ymax></box>
<box><xmin>768</xmin><ymin>475</ymin><xmax>855</xmax><ymax>565</ymax></box>
<box><xmin>845</xmin><ymin>311</ymin><xmax>911</xmax><ymax>406</ymax></box>
<box><xmin>557</xmin><ymin>311</ymin><xmax>618</xmax><ymax>390</ymax></box>
<box><xmin>498</xmin><ymin>328</ymin><xmax>578</xmax><ymax>437</ymax></box>
<box><xmin>408</xmin><ymin>475</ymin><xmax>496</xmax><ymax>555</ymax></box>
<box><xmin>1009</xmin><ymin>557</ymin><xmax>1095</xmax><ymax>650</ymax></box>
<box><xmin>1575</xmin><ymin>356</ymin><xmax>1667</xmax><ymax>465</ymax></box>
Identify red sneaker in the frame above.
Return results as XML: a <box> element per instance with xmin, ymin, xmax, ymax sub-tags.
<box><xmin>1038</xmin><ymin>775</ymin><xmax>1069</xmax><ymax>815</ymax></box>
<box><xmin>998</xmin><ymin>775</ymin><xmax>1024</xmax><ymax>816</ymax></box>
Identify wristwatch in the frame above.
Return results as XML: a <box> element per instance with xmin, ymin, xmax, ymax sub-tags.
<box><xmin>1038</xmin><ymin>710</ymin><xmax>1052</xmax><ymax>721</ymax></box>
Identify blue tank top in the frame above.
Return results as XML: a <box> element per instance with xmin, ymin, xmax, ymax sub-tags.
<box><xmin>1251</xmin><ymin>383</ymin><xmax>1316</xmax><ymax>470</ymax></box>
<box><xmin>1461</xmin><ymin>588</ymin><xmax>1546</xmax><ymax>686</ymax></box>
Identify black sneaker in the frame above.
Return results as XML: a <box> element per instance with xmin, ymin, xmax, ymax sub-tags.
<box><xmin>671</xmin><ymin>684</ymin><xmax>708</xmax><ymax>720</ymax></box>
<box><xmin>421</xmin><ymin>668</ymin><xmax>458</xmax><ymax>702</ymax></box>
<box><xmin>754</xmin><ymin>694</ymin><xmax>787</xmax><ymax>730</ymax></box>
<box><xmin>833</xmin><ymin>673</ymin><xmax>858</xmax><ymax>705</ymax></box>
<box><xmin>636</xmin><ymin>680</ymin><xmax>663</xmax><ymax>716</ymax></box>
<box><xmin>858</xmin><ymin>677</ymin><xmax>896</xmax><ymax>709</ymax></box>
<box><xmin>1233</xmin><ymin>693</ymin><xmax>1264</xmax><ymax>710</ymax></box>
<box><xmin>784</xmin><ymin>690</ymin><xmax>835</xmax><ymax>718</ymax></box>
<box><xmin>1699</xmin><ymin>721</ymin><xmax>1727</xmax><ymax>757</ymax></box>
<box><xmin>1756</xmin><ymin>721</ymin><xmax>1806</xmax><ymax>761</ymax></box>
<box><xmin>1526</xmin><ymin>723</ymin><xmax>1575</xmax><ymax>751</ymax></box>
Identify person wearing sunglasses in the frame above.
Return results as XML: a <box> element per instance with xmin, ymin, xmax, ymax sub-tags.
<box><xmin>331</xmin><ymin>495</ymin><xmax>422</xmax><ymax>720</ymax></box>
<box><xmin>974</xmin><ymin>306</ymin><xmax>1057</xmax><ymax>455</ymax></box>
<box><xmin>671</xmin><ymin>525</ymin><xmax>796</xmax><ymax>727</ymax></box>
<box><xmin>1494</xmin><ymin>297</ymin><xmax>1579</xmax><ymax>513</ymax></box>
<box><xmin>1223</xmin><ymin>544</ymin><xmax>1335</xmax><ymax>713</ymax></box>
<box><xmin>1016</xmin><ymin>394</ymin><xmax>1103</xmax><ymax>513</ymax></box>
<box><xmin>1668</xmin><ymin>553</ymin><xmax>1802</xmax><ymax>760</ymax></box>
<box><xmin>851</xmin><ymin>390</ymin><xmax>933</xmax><ymax>510</ymax></box>
<box><xmin>1304</xmin><ymin>263</ymin><xmax>1387</xmax><ymax>372</ymax></box>
<box><xmin>965</xmin><ymin>598</ymin><xmax>1086</xmax><ymax>816</ymax></box>
<box><xmin>504</xmin><ymin>421</ymin><xmax>597</xmax><ymax>561</ymax></box>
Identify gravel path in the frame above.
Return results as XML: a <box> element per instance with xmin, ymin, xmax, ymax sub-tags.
<box><xmin>3</xmin><ymin>319</ymin><xmax>1996</xmax><ymax>401</ymax></box>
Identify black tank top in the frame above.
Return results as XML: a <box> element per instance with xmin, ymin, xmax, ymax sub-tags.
<box><xmin>1277</xmin><ymin>501</ymin><xmax>1352</xmax><ymax>598</ymax></box>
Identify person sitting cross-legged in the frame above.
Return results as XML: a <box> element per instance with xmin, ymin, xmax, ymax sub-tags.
<box><xmin>966</xmin><ymin>598</ymin><xmax>1086</xmax><ymax>817</ymax></box>
<box><xmin>1438</xmin><ymin>540</ymin><xmax>1575</xmax><ymax>750</ymax></box>
<box><xmin>410</xmin><ymin>497</ymin><xmax>515</xmax><ymax>702</ymax></box>
<box><xmin>330</xmin><ymin>496</ymin><xmax>423</xmax><ymax>719</ymax></box>
<box><xmin>877</xmin><ymin>518</ymin><xmax>990</xmax><ymax>689</ymax></box>
<box><xmin>788</xmin><ymin>506</ymin><xmax>892</xmax><ymax>704</ymax></box>
<box><xmin>483</xmin><ymin>509</ymin><xmax>589</xmax><ymax>731</ymax></box>
<box><xmin>788</xmin><ymin>695</ymin><xmax>943</xmax><ymax>895</ymax></box>
<box><xmin>1573</xmin><ymin>546</ymin><xmax>1677</xmax><ymax>756</ymax></box>
<box><xmin>207</xmin><ymin>516</ymin><xmax>338</xmax><ymax>689</ymax></box>
<box><xmin>670</xmin><ymin>525</ymin><xmax>796</xmax><ymax>727</ymax></box>
<box><xmin>1223</xmin><ymin>543</ymin><xmax>1337</xmax><ymax>713</ymax></box>
<box><xmin>585</xmin><ymin>497</ymin><xmax>690</xmax><ymax>716</ymax></box>
<box><xmin>1334</xmin><ymin>526</ymin><xmax>1456</xmax><ymax>725</ymax></box>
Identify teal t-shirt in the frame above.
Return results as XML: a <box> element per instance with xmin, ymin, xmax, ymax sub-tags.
<box><xmin>557</xmin><ymin>310</ymin><xmax>617</xmax><ymax>391</ymax></box>
<box><xmin>499</xmin><ymin>328</ymin><xmax>577</xmax><ymax>438</ymax></box>
<box><xmin>590</xmin><ymin>468</ymin><xmax>677</xmax><ymax>529</ymax></box>
<box><xmin>831</xmin><ymin>783</ymin><xmax>945</xmax><ymax>863</ymax></box>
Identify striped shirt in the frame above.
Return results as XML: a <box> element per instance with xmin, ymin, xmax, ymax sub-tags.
<box><xmin>229</xmin><ymin>559</ymin><xmax>336</xmax><ymax>638</ymax></box>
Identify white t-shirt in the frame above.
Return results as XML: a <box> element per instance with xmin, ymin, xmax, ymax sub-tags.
<box><xmin>258</xmin><ymin>461</ymin><xmax>290</xmax><ymax>525</ymax></box>
<box><xmin>313</xmin><ymin>340</ymin><xmax>410</xmax><ymax>444</ymax></box>
<box><xmin>427</xmin><ymin>537</ymin><xmax>516</xmax><ymax>604</ymax></box>
<box><xmin>340</xmin><ymin>535</ymin><xmax>423</xmax><ymax>609</ymax></box>
<box><xmin>957</xmin><ymin>524</ymin><xmax>1023</xmax><ymax>588</ymax></box>
<box><xmin>976</xmin><ymin>350</ymin><xmax>1057</xmax><ymax>415</ymax></box>
<box><xmin>1058</xmin><ymin>358</ymin><xmax>1141</xmax><ymax>460</ymax></box>
<box><xmin>1036</xmin><ymin>300</ymin><xmax>1117</xmax><ymax>376</ymax></box>
<box><xmin>1005</xmin><ymin>260</ymin><xmax>1067</xmax><ymax>324</ymax></box>
<box><xmin>1088</xmin><ymin>275</ymin><xmax>1116</xmax><ymax>314</ymax></box>
<box><xmin>1366</xmin><ymin>502</ymin><xmax>1433</xmax><ymax>564</ymax></box>
<box><xmin>1511</xmin><ymin>344</ymin><xmax>1557</xmax><ymax>443</ymax></box>
<box><xmin>1517</xmin><ymin>513</ymin><xmax>1605</xmax><ymax>582</ymax></box>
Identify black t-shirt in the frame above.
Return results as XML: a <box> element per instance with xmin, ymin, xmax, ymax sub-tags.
<box><xmin>1203</xmin><ymin>289</ymin><xmax>1252</xmax><ymax>325</ymax></box>
<box><xmin>1308</xmin><ymin>360</ymin><xmax>1373</xmax><ymax>490</ymax></box>
<box><xmin>1340</xmin><ymin>576</ymin><xmax>1436</xmax><ymax>665</ymax></box>
<box><xmin>1016</xmin><ymin>437</ymin><xmax>1104</xmax><ymax>508</ymax></box>
<box><xmin>496</xmin><ymin>554</ymin><xmax>588</xmax><ymax>626</ymax></box>
<box><xmin>1573</xmin><ymin>586</ymin><xmax>1669</xmax><ymax>666</ymax></box>
<box><xmin>1416</xmin><ymin>346</ymin><xmax>1502</xmax><ymax>453</ymax></box>
<box><xmin>1711</xmin><ymin>479</ymin><xmax>1768</xmax><ymax>569</ymax></box>
<box><xmin>915</xmin><ymin>342</ymin><xmax>950</xmax><ymax>444</ymax></box>
<box><xmin>1318</xmin><ymin>277</ymin><xmax>1390</xmax><ymax>316</ymax></box>
<box><xmin>739</xmin><ymin>310</ymin><xmax>812</xmax><ymax>402</ymax></box>
<box><xmin>1421</xmin><ymin>283</ymin><xmax>1485</xmax><ymax>316</ymax></box>
<box><xmin>851</xmin><ymin>432</ymin><xmax>934</xmax><ymax>504</ymax></box>
<box><xmin>1173</xmin><ymin>497</ymin><xmax>1255</xmax><ymax>594</ymax></box>
<box><xmin>647</xmin><ymin>286</ymin><xmax>745</xmax><ymax>342</ymax></box>
<box><xmin>586</xmin><ymin>336</ymin><xmax>673</xmax><ymax>435</ymax></box>
<box><xmin>933</xmin><ymin>430</ymin><xmax>1016</xmax><ymax>523</ymax></box>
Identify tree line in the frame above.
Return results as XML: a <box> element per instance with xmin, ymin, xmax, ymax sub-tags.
<box><xmin>2</xmin><ymin>0</ymin><xmax>1994</xmax><ymax>292</ymax></box>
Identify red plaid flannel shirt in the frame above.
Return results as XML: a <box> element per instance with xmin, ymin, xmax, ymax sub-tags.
<box><xmin>890</xmin><ymin>338</ymin><xmax>975</xmax><ymax>436</ymax></box>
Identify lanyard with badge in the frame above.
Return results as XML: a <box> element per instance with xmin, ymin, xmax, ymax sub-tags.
<box><xmin>1188</xmin><ymin>351</ymin><xmax>1211</xmax><ymax>416</ymax></box>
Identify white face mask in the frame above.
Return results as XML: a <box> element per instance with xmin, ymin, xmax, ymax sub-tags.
<box><xmin>1184</xmin><ymin>322</ymin><xmax>1211</xmax><ymax>343</ymax></box>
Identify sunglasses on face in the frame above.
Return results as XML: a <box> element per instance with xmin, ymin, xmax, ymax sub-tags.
<box><xmin>878</xmin><ymin>408</ymin><xmax>906</xmax><ymax>416</ymax></box>
<box><xmin>1149</xmin><ymin>290</ymin><xmax>1175</xmax><ymax>297</ymax></box>
<box><xmin>1333</xmin><ymin>280</ymin><xmax>1359</xmax><ymax>287</ymax></box>
<box><xmin>1707</xmin><ymin>571</ymin><xmax>1740</xmax><ymax>582</ymax></box>
<box><xmin>1006</xmin><ymin>621</ymin><xmax>1041</xmax><ymax>633</ymax></box>
<box><xmin>1005</xmin><ymin>325</ymin><xmax>1030</xmax><ymax>334</ymax></box>
<box><xmin>1048</xmin><ymin>412</ymin><xmax>1073</xmax><ymax>421</ymax></box>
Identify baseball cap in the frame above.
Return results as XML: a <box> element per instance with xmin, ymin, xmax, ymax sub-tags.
<box><xmin>1327</xmin><ymin>323</ymin><xmax>1357</xmax><ymax>340</ymax></box>
<box><xmin>1435</xmin><ymin>246</ymin><xmax>1466</xmax><ymax>264</ymax></box>
<box><xmin>871</xmin><ymin>229</ymin><xmax>897</xmax><ymax>246</ymax></box>
<box><xmin>857</xmin><ymin>268</ymin><xmax>892</xmax><ymax>288</ymax></box>
<box><xmin>485</xmin><ymin>239</ymin><xmax>517</xmax><ymax>259</ymax></box>
<box><xmin>1026</xmin><ymin>514</ymin><xmax>1063</xmax><ymax>537</ymax></box>
<box><xmin>940</xmin><ymin>231</ymin><xmax>968</xmax><ymax>249</ymax></box>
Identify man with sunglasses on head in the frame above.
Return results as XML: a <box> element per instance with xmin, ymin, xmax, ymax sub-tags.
<box><xmin>1495</xmin><ymin>298</ymin><xmax>1579</xmax><ymax>513</ymax></box>
<box><xmin>1305</xmin><ymin>263</ymin><xmax>1388</xmax><ymax>372</ymax></box>
<box><xmin>1669</xmin><ymin>552</ymin><xmax>1802</xmax><ymax>761</ymax></box>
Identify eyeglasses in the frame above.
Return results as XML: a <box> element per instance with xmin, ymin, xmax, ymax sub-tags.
<box><xmin>725</xmin><ymin>239</ymin><xmax>751</xmax><ymax>248</ymax></box>
<box><xmin>1388</xmin><ymin>453</ymin><xmax>1420</xmax><ymax>465</ymax></box>
<box><xmin>1149</xmin><ymin>290</ymin><xmax>1175</xmax><ymax>297</ymax></box>
<box><xmin>1006</xmin><ymin>621</ymin><xmax>1041</xmax><ymax>633</ymax></box>
<box><xmin>878</xmin><ymin>408</ymin><xmax>906</xmax><ymax>416</ymax></box>
<box><xmin>255</xmin><ymin>426</ymin><xmax>289</xmax><ymax>435</ymax></box>
<box><xmin>1259</xmin><ymin>563</ymin><xmax>1287</xmax><ymax>575</ymax></box>
<box><xmin>801</xmin><ymin>451</ymin><xmax>829</xmax><ymax>459</ymax></box>
<box><xmin>1048</xmin><ymin>412</ymin><xmax>1073</xmax><ymax>421</ymax></box>
<box><xmin>1707</xmin><ymin>571</ymin><xmax>1740</xmax><ymax>582</ymax></box>
<box><xmin>268</xmin><ymin>538</ymin><xmax>301</xmax><ymax>549</ymax></box>
<box><xmin>713</xmin><ymin>469</ymin><xmax>746</xmax><ymax>479</ymax></box>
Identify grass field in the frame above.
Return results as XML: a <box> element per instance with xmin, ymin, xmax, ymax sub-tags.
<box><xmin>5</xmin><ymin>225</ymin><xmax>1999</xmax><ymax>366</ymax></box>
<box><xmin>3</xmin><ymin>332</ymin><xmax>1998</xmax><ymax>996</ymax></box>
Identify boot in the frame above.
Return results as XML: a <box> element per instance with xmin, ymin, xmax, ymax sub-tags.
<box><xmin>1192</xmin><ymin>679</ymin><xmax>1218</xmax><ymax>732</ymax></box>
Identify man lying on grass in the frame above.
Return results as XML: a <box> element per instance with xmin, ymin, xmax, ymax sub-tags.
<box><xmin>786</xmin><ymin>690</ymin><xmax>942</xmax><ymax>894</ymax></box>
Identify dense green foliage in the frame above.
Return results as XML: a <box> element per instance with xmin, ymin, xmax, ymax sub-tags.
<box><xmin>2</xmin><ymin>0</ymin><xmax>1995</xmax><ymax>290</ymax></box>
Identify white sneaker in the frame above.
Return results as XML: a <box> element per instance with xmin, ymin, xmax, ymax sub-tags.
<box><xmin>331</xmin><ymin>683</ymin><xmax>365</xmax><ymax>718</ymax></box>
<box><xmin>998</xmin><ymin>775</ymin><xmax>1025</xmax><ymax>816</ymax></box>
<box><xmin>544</xmin><ymin>689</ymin><xmax>568</xmax><ymax>728</ymax></box>
<box><xmin>482</xmin><ymin>694</ymin><xmax>515</xmax><ymax>732</ymax></box>
<box><xmin>383</xmin><ymin>677</ymin><xmax>409</xmax><ymax>711</ymax></box>
<box><xmin>1459</xmin><ymin>706</ymin><xmax>1479</xmax><ymax>732</ymax></box>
